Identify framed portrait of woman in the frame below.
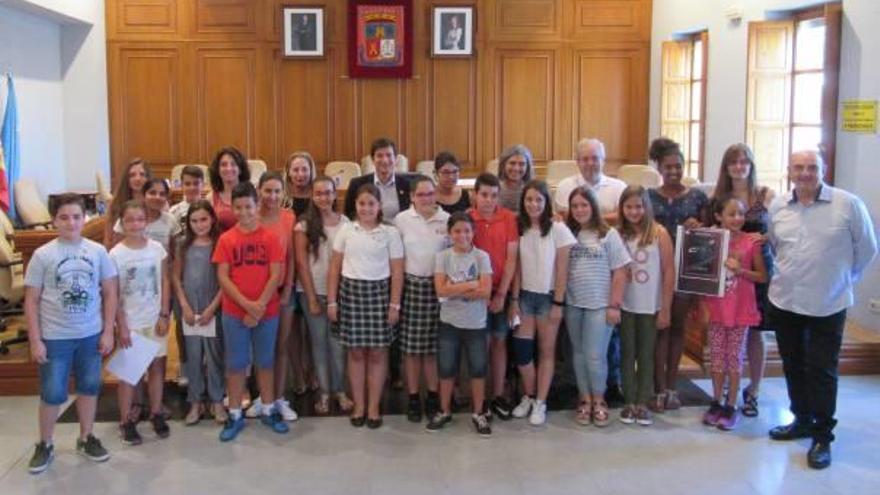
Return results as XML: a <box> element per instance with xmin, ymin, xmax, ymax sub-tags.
<box><xmin>432</xmin><ymin>6</ymin><xmax>474</xmax><ymax>57</ymax></box>
<box><xmin>282</xmin><ymin>6</ymin><xmax>325</xmax><ymax>58</ymax></box>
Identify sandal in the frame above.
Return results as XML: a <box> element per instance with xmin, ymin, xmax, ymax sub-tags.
<box><xmin>648</xmin><ymin>392</ymin><xmax>666</xmax><ymax>413</ymax></box>
<box><xmin>575</xmin><ymin>401</ymin><xmax>592</xmax><ymax>426</ymax></box>
<box><xmin>336</xmin><ymin>393</ymin><xmax>354</xmax><ymax>413</ymax></box>
<box><xmin>742</xmin><ymin>389</ymin><xmax>759</xmax><ymax>417</ymax></box>
<box><xmin>592</xmin><ymin>400</ymin><xmax>610</xmax><ymax>427</ymax></box>
<box><xmin>315</xmin><ymin>394</ymin><xmax>331</xmax><ymax>415</ymax></box>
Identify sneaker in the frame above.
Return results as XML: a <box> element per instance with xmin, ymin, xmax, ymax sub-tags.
<box><xmin>76</xmin><ymin>435</ymin><xmax>110</xmax><ymax>462</ymax></box>
<box><xmin>219</xmin><ymin>415</ymin><xmax>246</xmax><ymax>442</ymax></box>
<box><xmin>245</xmin><ymin>397</ymin><xmax>263</xmax><ymax>418</ymax></box>
<box><xmin>28</xmin><ymin>442</ymin><xmax>54</xmax><ymax>474</ymax></box>
<box><xmin>703</xmin><ymin>401</ymin><xmax>724</xmax><ymax>426</ymax></box>
<box><xmin>406</xmin><ymin>395</ymin><xmax>423</xmax><ymax>423</ymax></box>
<box><xmin>636</xmin><ymin>407</ymin><xmax>653</xmax><ymax>426</ymax></box>
<box><xmin>425</xmin><ymin>392</ymin><xmax>440</xmax><ymax>420</ymax></box>
<box><xmin>664</xmin><ymin>390</ymin><xmax>682</xmax><ymax>410</ymax></box>
<box><xmin>648</xmin><ymin>392</ymin><xmax>666</xmax><ymax>413</ymax></box>
<box><xmin>277</xmin><ymin>400</ymin><xmax>298</xmax><ymax>422</ymax></box>
<box><xmin>471</xmin><ymin>413</ymin><xmax>492</xmax><ymax>437</ymax></box>
<box><xmin>619</xmin><ymin>405</ymin><xmax>636</xmax><ymax>424</ymax></box>
<box><xmin>426</xmin><ymin>412</ymin><xmax>453</xmax><ymax>432</ymax></box>
<box><xmin>717</xmin><ymin>405</ymin><xmax>739</xmax><ymax>431</ymax></box>
<box><xmin>151</xmin><ymin>414</ymin><xmax>170</xmax><ymax>438</ymax></box>
<box><xmin>119</xmin><ymin>421</ymin><xmax>142</xmax><ymax>446</ymax></box>
<box><xmin>529</xmin><ymin>400</ymin><xmax>547</xmax><ymax>426</ymax></box>
<box><xmin>512</xmin><ymin>396</ymin><xmax>534</xmax><ymax>419</ymax></box>
<box><xmin>261</xmin><ymin>411</ymin><xmax>290</xmax><ymax>434</ymax></box>
<box><xmin>490</xmin><ymin>397</ymin><xmax>513</xmax><ymax>421</ymax></box>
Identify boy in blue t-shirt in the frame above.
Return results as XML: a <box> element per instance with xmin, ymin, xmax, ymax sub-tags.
<box><xmin>24</xmin><ymin>194</ymin><xmax>119</xmax><ymax>474</ymax></box>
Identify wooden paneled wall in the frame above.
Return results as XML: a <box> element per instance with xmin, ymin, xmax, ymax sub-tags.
<box><xmin>106</xmin><ymin>0</ymin><xmax>652</xmax><ymax>181</ymax></box>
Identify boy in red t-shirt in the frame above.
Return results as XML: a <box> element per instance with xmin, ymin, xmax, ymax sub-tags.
<box><xmin>212</xmin><ymin>182</ymin><xmax>286</xmax><ymax>442</ymax></box>
<box><xmin>469</xmin><ymin>173</ymin><xmax>519</xmax><ymax>421</ymax></box>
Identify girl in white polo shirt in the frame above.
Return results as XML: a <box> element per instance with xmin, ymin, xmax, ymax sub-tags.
<box><xmin>510</xmin><ymin>180</ymin><xmax>576</xmax><ymax>426</ymax></box>
<box><xmin>327</xmin><ymin>183</ymin><xmax>404</xmax><ymax>429</ymax></box>
<box><xmin>394</xmin><ymin>175</ymin><xmax>450</xmax><ymax>423</ymax></box>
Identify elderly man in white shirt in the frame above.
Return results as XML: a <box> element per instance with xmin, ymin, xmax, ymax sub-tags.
<box><xmin>767</xmin><ymin>150</ymin><xmax>877</xmax><ymax>470</ymax></box>
<box><xmin>553</xmin><ymin>138</ymin><xmax>627</xmax><ymax>223</ymax></box>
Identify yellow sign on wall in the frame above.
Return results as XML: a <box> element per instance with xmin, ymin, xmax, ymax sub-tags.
<box><xmin>841</xmin><ymin>99</ymin><xmax>877</xmax><ymax>133</ymax></box>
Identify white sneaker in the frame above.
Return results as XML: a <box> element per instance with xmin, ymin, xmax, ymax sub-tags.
<box><xmin>277</xmin><ymin>399</ymin><xmax>298</xmax><ymax>422</ymax></box>
<box><xmin>245</xmin><ymin>397</ymin><xmax>263</xmax><ymax>418</ymax></box>
<box><xmin>529</xmin><ymin>400</ymin><xmax>547</xmax><ymax>426</ymax></box>
<box><xmin>512</xmin><ymin>396</ymin><xmax>534</xmax><ymax>418</ymax></box>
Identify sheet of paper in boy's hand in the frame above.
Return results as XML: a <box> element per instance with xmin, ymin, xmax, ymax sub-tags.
<box><xmin>106</xmin><ymin>332</ymin><xmax>161</xmax><ymax>386</ymax></box>
<box><xmin>182</xmin><ymin>316</ymin><xmax>216</xmax><ymax>338</ymax></box>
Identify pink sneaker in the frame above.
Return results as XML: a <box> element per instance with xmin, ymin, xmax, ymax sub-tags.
<box><xmin>702</xmin><ymin>402</ymin><xmax>724</xmax><ymax>426</ymax></box>
<box><xmin>717</xmin><ymin>405</ymin><xmax>739</xmax><ymax>431</ymax></box>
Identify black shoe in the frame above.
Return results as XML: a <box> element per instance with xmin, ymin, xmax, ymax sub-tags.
<box><xmin>769</xmin><ymin>421</ymin><xmax>813</xmax><ymax>441</ymax></box>
<box><xmin>604</xmin><ymin>385</ymin><xmax>625</xmax><ymax>408</ymax></box>
<box><xmin>406</xmin><ymin>395</ymin><xmax>423</xmax><ymax>423</ymax></box>
<box><xmin>807</xmin><ymin>440</ymin><xmax>831</xmax><ymax>469</ymax></box>
<box><xmin>490</xmin><ymin>397</ymin><xmax>512</xmax><ymax>421</ymax></box>
<box><xmin>151</xmin><ymin>415</ymin><xmax>170</xmax><ymax>439</ymax></box>
<box><xmin>426</xmin><ymin>412</ymin><xmax>452</xmax><ymax>432</ymax></box>
<box><xmin>28</xmin><ymin>442</ymin><xmax>54</xmax><ymax>474</ymax></box>
<box><xmin>350</xmin><ymin>415</ymin><xmax>366</xmax><ymax>428</ymax></box>
<box><xmin>471</xmin><ymin>413</ymin><xmax>492</xmax><ymax>437</ymax></box>
<box><xmin>76</xmin><ymin>434</ymin><xmax>110</xmax><ymax>462</ymax></box>
<box><xmin>366</xmin><ymin>417</ymin><xmax>383</xmax><ymax>429</ymax></box>
<box><xmin>120</xmin><ymin>421</ymin><xmax>143</xmax><ymax>446</ymax></box>
<box><xmin>425</xmin><ymin>392</ymin><xmax>440</xmax><ymax>419</ymax></box>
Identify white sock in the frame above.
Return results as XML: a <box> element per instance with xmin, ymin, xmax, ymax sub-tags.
<box><xmin>275</xmin><ymin>399</ymin><xmax>286</xmax><ymax>411</ymax></box>
<box><xmin>262</xmin><ymin>400</ymin><xmax>276</xmax><ymax>416</ymax></box>
<box><xmin>229</xmin><ymin>408</ymin><xmax>242</xmax><ymax>420</ymax></box>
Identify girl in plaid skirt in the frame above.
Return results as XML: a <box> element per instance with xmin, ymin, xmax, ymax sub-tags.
<box><xmin>327</xmin><ymin>184</ymin><xmax>404</xmax><ymax>429</ymax></box>
<box><xmin>394</xmin><ymin>175</ymin><xmax>450</xmax><ymax>422</ymax></box>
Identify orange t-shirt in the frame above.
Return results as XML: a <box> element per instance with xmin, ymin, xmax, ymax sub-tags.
<box><xmin>469</xmin><ymin>207</ymin><xmax>518</xmax><ymax>290</ymax></box>
<box><xmin>212</xmin><ymin>224</ymin><xmax>284</xmax><ymax>320</ymax></box>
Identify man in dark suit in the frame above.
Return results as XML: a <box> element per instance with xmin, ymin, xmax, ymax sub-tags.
<box><xmin>344</xmin><ymin>137</ymin><xmax>411</xmax><ymax>221</ymax></box>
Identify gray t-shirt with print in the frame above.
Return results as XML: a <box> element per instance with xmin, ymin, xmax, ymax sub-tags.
<box><xmin>24</xmin><ymin>238</ymin><xmax>118</xmax><ymax>340</ymax></box>
<box><xmin>435</xmin><ymin>247</ymin><xmax>492</xmax><ymax>330</ymax></box>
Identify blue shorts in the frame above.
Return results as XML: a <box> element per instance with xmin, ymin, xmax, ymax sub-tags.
<box><xmin>39</xmin><ymin>333</ymin><xmax>103</xmax><ymax>406</ymax></box>
<box><xmin>519</xmin><ymin>290</ymin><xmax>553</xmax><ymax>317</ymax></box>
<box><xmin>222</xmin><ymin>314</ymin><xmax>279</xmax><ymax>372</ymax></box>
<box><xmin>487</xmin><ymin>294</ymin><xmax>512</xmax><ymax>339</ymax></box>
<box><xmin>437</xmin><ymin>323</ymin><xmax>488</xmax><ymax>379</ymax></box>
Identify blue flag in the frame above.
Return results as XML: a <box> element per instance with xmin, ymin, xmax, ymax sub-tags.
<box><xmin>1</xmin><ymin>74</ymin><xmax>19</xmax><ymax>223</ymax></box>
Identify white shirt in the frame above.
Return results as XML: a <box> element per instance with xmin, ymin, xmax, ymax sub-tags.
<box><xmin>109</xmin><ymin>239</ymin><xmax>167</xmax><ymax>329</ymax></box>
<box><xmin>519</xmin><ymin>221</ymin><xmax>576</xmax><ymax>294</ymax></box>
<box><xmin>295</xmin><ymin>216</ymin><xmax>349</xmax><ymax>296</ymax></box>
<box><xmin>553</xmin><ymin>173</ymin><xmax>627</xmax><ymax>215</ymax></box>
<box><xmin>768</xmin><ymin>185</ymin><xmax>877</xmax><ymax>317</ymax></box>
<box><xmin>374</xmin><ymin>173</ymin><xmax>402</xmax><ymax>221</ymax></box>
<box><xmin>333</xmin><ymin>221</ymin><xmax>404</xmax><ymax>280</ymax></box>
<box><xmin>394</xmin><ymin>206</ymin><xmax>450</xmax><ymax>277</ymax></box>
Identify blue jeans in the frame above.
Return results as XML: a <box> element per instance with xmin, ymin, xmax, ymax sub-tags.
<box><xmin>438</xmin><ymin>323</ymin><xmax>488</xmax><ymax>379</ymax></box>
<box><xmin>565</xmin><ymin>306</ymin><xmax>613</xmax><ymax>396</ymax></box>
<box><xmin>222</xmin><ymin>314</ymin><xmax>279</xmax><ymax>372</ymax></box>
<box><xmin>298</xmin><ymin>292</ymin><xmax>346</xmax><ymax>394</ymax></box>
<box><xmin>40</xmin><ymin>333</ymin><xmax>103</xmax><ymax>405</ymax></box>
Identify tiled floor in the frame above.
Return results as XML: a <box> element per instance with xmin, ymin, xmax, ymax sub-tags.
<box><xmin>1</xmin><ymin>376</ymin><xmax>879</xmax><ymax>495</ymax></box>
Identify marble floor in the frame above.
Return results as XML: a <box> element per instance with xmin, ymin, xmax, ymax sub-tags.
<box><xmin>1</xmin><ymin>376</ymin><xmax>879</xmax><ymax>495</ymax></box>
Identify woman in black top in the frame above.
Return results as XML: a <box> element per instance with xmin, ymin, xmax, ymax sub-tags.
<box><xmin>433</xmin><ymin>151</ymin><xmax>471</xmax><ymax>213</ymax></box>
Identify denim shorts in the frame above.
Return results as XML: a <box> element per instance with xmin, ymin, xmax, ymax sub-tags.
<box><xmin>437</xmin><ymin>323</ymin><xmax>488</xmax><ymax>379</ymax></box>
<box><xmin>39</xmin><ymin>333</ymin><xmax>103</xmax><ymax>406</ymax></box>
<box><xmin>222</xmin><ymin>314</ymin><xmax>279</xmax><ymax>372</ymax></box>
<box><xmin>519</xmin><ymin>290</ymin><xmax>553</xmax><ymax>317</ymax></box>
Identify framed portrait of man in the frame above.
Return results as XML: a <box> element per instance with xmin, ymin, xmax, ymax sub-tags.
<box><xmin>282</xmin><ymin>6</ymin><xmax>324</xmax><ymax>58</ymax></box>
<box><xmin>432</xmin><ymin>6</ymin><xmax>474</xmax><ymax>57</ymax></box>
<box><xmin>674</xmin><ymin>226</ymin><xmax>730</xmax><ymax>297</ymax></box>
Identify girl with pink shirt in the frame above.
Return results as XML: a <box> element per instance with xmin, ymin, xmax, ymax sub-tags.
<box><xmin>701</xmin><ymin>197</ymin><xmax>768</xmax><ymax>431</ymax></box>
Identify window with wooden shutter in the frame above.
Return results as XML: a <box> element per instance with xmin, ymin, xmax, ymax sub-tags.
<box><xmin>660</xmin><ymin>31</ymin><xmax>707</xmax><ymax>180</ymax></box>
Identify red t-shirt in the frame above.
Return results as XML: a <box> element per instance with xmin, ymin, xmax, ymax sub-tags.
<box><xmin>470</xmin><ymin>207</ymin><xmax>518</xmax><ymax>290</ymax></box>
<box><xmin>212</xmin><ymin>224</ymin><xmax>284</xmax><ymax>320</ymax></box>
<box><xmin>260</xmin><ymin>210</ymin><xmax>296</xmax><ymax>283</ymax></box>
<box><xmin>212</xmin><ymin>191</ymin><xmax>238</xmax><ymax>233</ymax></box>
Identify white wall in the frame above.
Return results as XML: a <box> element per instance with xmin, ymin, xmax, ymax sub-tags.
<box><xmin>0</xmin><ymin>4</ymin><xmax>67</xmax><ymax>196</ymax></box>
<box><xmin>0</xmin><ymin>0</ymin><xmax>108</xmax><ymax>203</ymax></box>
<box><xmin>650</xmin><ymin>0</ymin><xmax>880</xmax><ymax>332</ymax></box>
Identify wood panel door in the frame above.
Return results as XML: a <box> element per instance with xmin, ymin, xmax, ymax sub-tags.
<box><xmin>108</xmin><ymin>45</ymin><xmax>182</xmax><ymax>179</ymax></box>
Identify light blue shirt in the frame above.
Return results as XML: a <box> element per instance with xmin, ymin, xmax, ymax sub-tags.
<box><xmin>768</xmin><ymin>185</ymin><xmax>877</xmax><ymax>317</ymax></box>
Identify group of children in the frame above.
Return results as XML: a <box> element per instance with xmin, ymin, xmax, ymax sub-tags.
<box><xmin>25</xmin><ymin>148</ymin><xmax>767</xmax><ymax>474</ymax></box>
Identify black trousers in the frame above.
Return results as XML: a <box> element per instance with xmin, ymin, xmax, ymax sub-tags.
<box><xmin>770</xmin><ymin>303</ymin><xmax>846</xmax><ymax>443</ymax></box>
